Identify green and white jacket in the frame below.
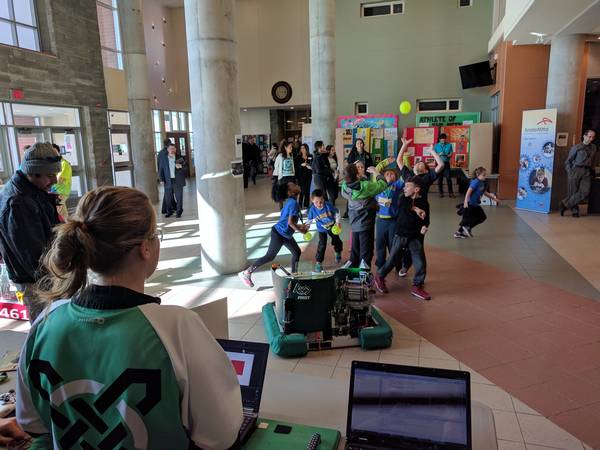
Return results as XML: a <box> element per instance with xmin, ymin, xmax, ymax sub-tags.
<box><xmin>17</xmin><ymin>285</ymin><xmax>243</xmax><ymax>450</ymax></box>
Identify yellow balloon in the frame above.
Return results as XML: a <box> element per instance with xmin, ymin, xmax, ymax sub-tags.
<box><xmin>399</xmin><ymin>101</ymin><xmax>412</xmax><ymax>115</ymax></box>
<box><xmin>303</xmin><ymin>232</ymin><xmax>312</xmax><ymax>241</ymax></box>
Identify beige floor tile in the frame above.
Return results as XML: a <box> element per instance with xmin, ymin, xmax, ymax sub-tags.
<box><xmin>228</xmin><ymin>322</ymin><xmax>253</xmax><ymax>339</ymax></box>
<box><xmin>228</xmin><ymin>312</ymin><xmax>261</xmax><ymax>325</ymax></box>
<box><xmin>517</xmin><ymin>414</ymin><xmax>584</xmax><ymax>450</ymax></box>
<box><xmin>420</xmin><ymin>340</ymin><xmax>457</xmax><ymax>360</ymax></box>
<box><xmin>337</xmin><ymin>349</ymin><xmax>382</xmax><ymax>368</ymax></box>
<box><xmin>418</xmin><ymin>357</ymin><xmax>460</xmax><ymax>370</ymax></box>
<box><xmin>390</xmin><ymin>323</ymin><xmax>422</xmax><ymax>341</ymax></box>
<box><xmin>303</xmin><ymin>349</ymin><xmax>343</xmax><ymax>367</ymax></box>
<box><xmin>378</xmin><ymin>353</ymin><xmax>419</xmax><ymax>366</ymax></box>
<box><xmin>293</xmin><ymin>361</ymin><xmax>335</xmax><ymax>378</ymax></box>
<box><xmin>525</xmin><ymin>445</ymin><xmax>579</xmax><ymax>450</ymax></box>
<box><xmin>380</xmin><ymin>337</ymin><xmax>420</xmax><ymax>358</ymax></box>
<box><xmin>498</xmin><ymin>440</ymin><xmax>527</xmax><ymax>450</ymax></box>
<box><xmin>472</xmin><ymin>383</ymin><xmax>515</xmax><ymax>412</ymax></box>
<box><xmin>242</xmin><ymin>325</ymin><xmax>268</xmax><ymax>343</ymax></box>
<box><xmin>494</xmin><ymin>410</ymin><xmax>525</xmax><ymax>442</ymax></box>
<box><xmin>511</xmin><ymin>397</ymin><xmax>541</xmax><ymax>416</ymax></box>
<box><xmin>266</xmin><ymin>356</ymin><xmax>299</xmax><ymax>373</ymax></box>
<box><xmin>331</xmin><ymin>367</ymin><xmax>351</xmax><ymax>382</ymax></box>
<box><xmin>583</xmin><ymin>443</ymin><xmax>595</xmax><ymax>450</ymax></box>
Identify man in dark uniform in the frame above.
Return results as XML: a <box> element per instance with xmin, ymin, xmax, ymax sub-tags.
<box><xmin>560</xmin><ymin>129</ymin><xmax>597</xmax><ymax>217</ymax></box>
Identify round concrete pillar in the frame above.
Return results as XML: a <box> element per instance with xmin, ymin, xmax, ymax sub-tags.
<box><xmin>117</xmin><ymin>0</ymin><xmax>158</xmax><ymax>203</ymax></box>
<box><xmin>546</xmin><ymin>34</ymin><xmax>587</xmax><ymax>209</ymax></box>
<box><xmin>184</xmin><ymin>0</ymin><xmax>247</xmax><ymax>275</ymax></box>
<box><xmin>309</xmin><ymin>0</ymin><xmax>336</xmax><ymax>148</ymax></box>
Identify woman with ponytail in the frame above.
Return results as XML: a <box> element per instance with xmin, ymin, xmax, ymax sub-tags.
<box><xmin>17</xmin><ymin>187</ymin><xmax>243</xmax><ymax>450</ymax></box>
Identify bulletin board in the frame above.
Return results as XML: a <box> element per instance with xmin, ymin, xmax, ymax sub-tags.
<box><xmin>439</xmin><ymin>125</ymin><xmax>470</xmax><ymax>168</ymax></box>
<box><xmin>403</xmin><ymin>127</ymin><xmax>438</xmax><ymax>168</ymax></box>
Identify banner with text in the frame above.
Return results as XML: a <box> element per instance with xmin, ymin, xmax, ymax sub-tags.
<box><xmin>515</xmin><ymin>108</ymin><xmax>557</xmax><ymax>213</ymax></box>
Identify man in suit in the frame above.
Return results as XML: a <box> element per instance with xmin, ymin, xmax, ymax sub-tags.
<box><xmin>158</xmin><ymin>143</ymin><xmax>187</xmax><ymax>218</ymax></box>
<box><xmin>158</xmin><ymin>139</ymin><xmax>175</xmax><ymax>215</ymax></box>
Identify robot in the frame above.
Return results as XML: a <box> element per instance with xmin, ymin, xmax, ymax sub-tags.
<box><xmin>262</xmin><ymin>265</ymin><xmax>393</xmax><ymax>357</ymax></box>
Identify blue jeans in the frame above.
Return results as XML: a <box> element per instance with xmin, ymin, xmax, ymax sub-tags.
<box><xmin>379</xmin><ymin>236</ymin><xmax>427</xmax><ymax>287</ymax></box>
<box><xmin>375</xmin><ymin>218</ymin><xmax>400</xmax><ymax>270</ymax></box>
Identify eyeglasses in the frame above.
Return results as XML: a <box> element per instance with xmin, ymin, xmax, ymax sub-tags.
<box><xmin>151</xmin><ymin>229</ymin><xmax>164</xmax><ymax>242</ymax></box>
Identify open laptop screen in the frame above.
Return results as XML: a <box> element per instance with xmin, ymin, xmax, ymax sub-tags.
<box><xmin>218</xmin><ymin>339</ymin><xmax>269</xmax><ymax>413</ymax></box>
<box><xmin>349</xmin><ymin>364</ymin><xmax>470</xmax><ymax>448</ymax></box>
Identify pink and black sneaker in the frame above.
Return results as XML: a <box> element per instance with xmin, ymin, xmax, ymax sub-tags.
<box><xmin>238</xmin><ymin>270</ymin><xmax>255</xmax><ymax>288</ymax></box>
<box><xmin>410</xmin><ymin>285</ymin><xmax>431</xmax><ymax>301</ymax></box>
<box><xmin>374</xmin><ymin>275</ymin><xmax>389</xmax><ymax>294</ymax></box>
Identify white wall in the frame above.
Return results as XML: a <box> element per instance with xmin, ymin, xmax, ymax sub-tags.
<box><xmin>240</xmin><ymin>108</ymin><xmax>271</xmax><ymax>135</ymax></box>
<box><xmin>236</xmin><ymin>0</ymin><xmax>310</xmax><ymax>108</ymax></box>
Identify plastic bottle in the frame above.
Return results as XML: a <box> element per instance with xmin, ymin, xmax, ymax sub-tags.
<box><xmin>0</xmin><ymin>262</ymin><xmax>11</xmax><ymax>302</ymax></box>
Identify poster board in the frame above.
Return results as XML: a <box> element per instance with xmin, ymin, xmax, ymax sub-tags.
<box><xmin>469</xmin><ymin>123</ymin><xmax>493</xmax><ymax>173</ymax></box>
<box><xmin>338</xmin><ymin>114</ymin><xmax>398</xmax><ymax>129</ymax></box>
<box><xmin>439</xmin><ymin>125</ymin><xmax>470</xmax><ymax>168</ymax></box>
<box><xmin>403</xmin><ymin>127</ymin><xmax>438</xmax><ymax>167</ymax></box>
<box><xmin>515</xmin><ymin>109</ymin><xmax>557</xmax><ymax>213</ymax></box>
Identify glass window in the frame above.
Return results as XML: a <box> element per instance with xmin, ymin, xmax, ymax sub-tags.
<box><xmin>70</xmin><ymin>176</ymin><xmax>84</xmax><ymax>197</ymax></box>
<box><xmin>13</xmin><ymin>0</ymin><xmax>35</xmax><ymax>26</ymax></box>
<box><xmin>0</xmin><ymin>19</ymin><xmax>15</xmax><ymax>46</ymax></box>
<box><xmin>178</xmin><ymin>112</ymin><xmax>187</xmax><ymax>131</ymax></box>
<box><xmin>164</xmin><ymin>111</ymin><xmax>171</xmax><ymax>132</ymax></box>
<box><xmin>154</xmin><ymin>132</ymin><xmax>162</xmax><ymax>153</ymax></box>
<box><xmin>96</xmin><ymin>1</ymin><xmax>123</xmax><ymax>70</ymax></box>
<box><xmin>12</xmin><ymin>104</ymin><xmax>80</xmax><ymax>128</ymax></box>
<box><xmin>152</xmin><ymin>110</ymin><xmax>161</xmax><ymax>131</ymax></box>
<box><xmin>171</xmin><ymin>111</ymin><xmax>179</xmax><ymax>131</ymax></box>
<box><xmin>111</xmin><ymin>132</ymin><xmax>130</xmax><ymax>164</ymax></box>
<box><xmin>114</xmin><ymin>170</ymin><xmax>132</xmax><ymax>187</ymax></box>
<box><xmin>52</xmin><ymin>132</ymin><xmax>79</xmax><ymax>166</ymax></box>
<box><xmin>188</xmin><ymin>112</ymin><xmax>193</xmax><ymax>133</ymax></box>
<box><xmin>0</xmin><ymin>0</ymin><xmax>39</xmax><ymax>51</ymax></box>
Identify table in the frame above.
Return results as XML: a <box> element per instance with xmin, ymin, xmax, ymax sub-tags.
<box><xmin>260</xmin><ymin>370</ymin><xmax>498</xmax><ymax>450</ymax></box>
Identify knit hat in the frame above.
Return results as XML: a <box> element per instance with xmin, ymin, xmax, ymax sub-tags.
<box><xmin>21</xmin><ymin>142</ymin><xmax>62</xmax><ymax>175</ymax></box>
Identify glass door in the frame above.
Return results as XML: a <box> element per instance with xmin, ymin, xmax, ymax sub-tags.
<box><xmin>15</xmin><ymin>127</ymin><xmax>49</xmax><ymax>161</ymax></box>
<box><xmin>165</xmin><ymin>132</ymin><xmax>190</xmax><ymax>177</ymax></box>
<box><xmin>51</xmin><ymin>129</ymin><xmax>86</xmax><ymax>198</ymax></box>
<box><xmin>110</xmin><ymin>129</ymin><xmax>133</xmax><ymax>187</ymax></box>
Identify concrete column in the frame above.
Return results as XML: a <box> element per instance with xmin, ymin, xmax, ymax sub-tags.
<box><xmin>546</xmin><ymin>34</ymin><xmax>587</xmax><ymax>210</ymax></box>
<box><xmin>309</xmin><ymin>0</ymin><xmax>336</xmax><ymax>147</ymax></box>
<box><xmin>184</xmin><ymin>0</ymin><xmax>246</xmax><ymax>275</ymax></box>
<box><xmin>117</xmin><ymin>0</ymin><xmax>158</xmax><ymax>203</ymax></box>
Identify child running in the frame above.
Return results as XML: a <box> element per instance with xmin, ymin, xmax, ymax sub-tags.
<box><xmin>454</xmin><ymin>166</ymin><xmax>500</xmax><ymax>239</ymax></box>
<box><xmin>239</xmin><ymin>181</ymin><xmax>308</xmax><ymax>287</ymax></box>
<box><xmin>341</xmin><ymin>163</ymin><xmax>388</xmax><ymax>269</ymax></box>
<box><xmin>307</xmin><ymin>189</ymin><xmax>342</xmax><ymax>272</ymax></box>
<box><xmin>374</xmin><ymin>176</ymin><xmax>431</xmax><ymax>300</ymax></box>
<box><xmin>370</xmin><ymin>157</ymin><xmax>405</xmax><ymax>272</ymax></box>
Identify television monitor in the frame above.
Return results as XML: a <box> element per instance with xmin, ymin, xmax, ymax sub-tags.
<box><xmin>459</xmin><ymin>61</ymin><xmax>494</xmax><ymax>89</ymax></box>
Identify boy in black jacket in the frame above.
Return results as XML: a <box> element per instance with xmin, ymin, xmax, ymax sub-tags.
<box><xmin>373</xmin><ymin>176</ymin><xmax>431</xmax><ymax>300</ymax></box>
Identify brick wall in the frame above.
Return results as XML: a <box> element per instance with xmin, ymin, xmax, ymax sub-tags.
<box><xmin>0</xmin><ymin>0</ymin><xmax>112</xmax><ymax>188</ymax></box>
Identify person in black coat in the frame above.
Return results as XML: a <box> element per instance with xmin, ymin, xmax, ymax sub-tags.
<box><xmin>312</xmin><ymin>140</ymin><xmax>333</xmax><ymax>201</ymax></box>
<box><xmin>158</xmin><ymin>143</ymin><xmax>187</xmax><ymax>218</ymax></box>
<box><xmin>295</xmin><ymin>143</ymin><xmax>313</xmax><ymax>208</ymax></box>
<box><xmin>346</xmin><ymin>138</ymin><xmax>374</xmax><ymax>168</ymax></box>
<box><xmin>158</xmin><ymin>139</ymin><xmax>175</xmax><ymax>215</ymax></box>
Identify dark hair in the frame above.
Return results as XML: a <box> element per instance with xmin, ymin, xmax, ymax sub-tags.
<box><xmin>51</xmin><ymin>144</ymin><xmax>61</xmax><ymax>154</ymax></box>
<box><xmin>299</xmin><ymin>143</ymin><xmax>310</xmax><ymax>157</ymax></box>
<box><xmin>38</xmin><ymin>187</ymin><xmax>156</xmax><ymax>301</ymax></box>
<box><xmin>279</xmin><ymin>139</ymin><xmax>292</xmax><ymax>157</ymax></box>
<box><xmin>473</xmin><ymin>166</ymin><xmax>487</xmax><ymax>178</ymax></box>
<box><xmin>167</xmin><ymin>143</ymin><xmax>177</xmax><ymax>148</ymax></box>
<box><xmin>351</xmin><ymin>138</ymin><xmax>365</xmax><ymax>153</ymax></box>
<box><xmin>311</xmin><ymin>189</ymin><xmax>324</xmax><ymax>198</ymax></box>
<box><xmin>314</xmin><ymin>141</ymin><xmax>324</xmax><ymax>152</ymax></box>
<box><xmin>438</xmin><ymin>133</ymin><xmax>447</xmax><ymax>140</ymax></box>
<box><xmin>344</xmin><ymin>164</ymin><xmax>359</xmax><ymax>184</ymax></box>
<box><xmin>406</xmin><ymin>176</ymin><xmax>425</xmax><ymax>191</ymax></box>
<box><xmin>325</xmin><ymin>145</ymin><xmax>334</xmax><ymax>152</ymax></box>
<box><xmin>163</xmin><ymin>138</ymin><xmax>171</xmax><ymax>148</ymax></box>
<box><xmin>584</xmin><ymin>129</ymin><xmax>596</xmax><ymax>137</ymax></box>
<box><xmin>273</xmin><ymin>181</ymin><xmax>294</xmax><ymax>202</ymax></box>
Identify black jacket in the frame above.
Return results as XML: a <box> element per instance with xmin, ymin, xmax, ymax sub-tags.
<box><xmin>157</xmin><ymin>151</ymin><xmax>187</xmax><ymax>188</ymax></box>
<box><xmin>0</xmin><ymin>171</ymin><xmax>60</xmax><ymax>283</ymax></box>
<box><xmin>347</xmin><ymin>149</ymin><xmax>374</xmax><ymax>168</ymax></box>
<box><xmin>394</xmin><ymin>195</ymin><xmax>430</xmax><ymax>239</ymax></box>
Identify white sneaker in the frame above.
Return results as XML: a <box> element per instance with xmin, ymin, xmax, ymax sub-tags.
<box><xmin>461</xmin><ymin>226</ymin><xmax>473</xmax><ymax>237</ymax></box>
<box><xmin>341</xmin><ymin>260</ymin><xmax>352</xmax><ymax>269</ymax></box>
<box><xmin>359</xmin><ymin>259</ymin><xmax>369</xmax><ymax>270</ymax></box>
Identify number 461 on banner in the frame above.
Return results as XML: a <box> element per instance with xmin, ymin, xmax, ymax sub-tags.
<box><xmin>0</xmin><ymin>301</ymin><xmax>29</xmax><ymax>321</ymax></box>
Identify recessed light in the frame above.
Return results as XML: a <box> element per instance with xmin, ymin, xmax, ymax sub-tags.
<box><xmin>243</xmin><ymin>109</ymin><xmax>248</xmax><ymax>112</ymax></box>
<box><xmin>529</xmin><ymin>32</ymin><xmax>546</xmax><ymax>37</ymax></box>
<box><xmin>290</xmin><ymin>106</ymin><xmax>294</xmax><ymax>110</ymax></box>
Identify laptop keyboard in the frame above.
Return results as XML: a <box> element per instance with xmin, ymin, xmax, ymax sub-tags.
<box><xmin>239</xmin><ymin>413</ymin><xmax>256</xmax><ymax>443</ymax></box>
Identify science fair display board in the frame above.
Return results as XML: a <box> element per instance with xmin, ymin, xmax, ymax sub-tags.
<box><xmin>403</xmin><ymin>126</ymin><xmax>471</xmax><ymax>169</ymax></box>
<box><xmin>515</xmin><ymin>109</ymin><xmax>557</xmax><ymax>213</ymax></box>
<box><xmin>336</xmin><ymin>114</ymin><xmax>399</xmax><ymax>166</ymax></box>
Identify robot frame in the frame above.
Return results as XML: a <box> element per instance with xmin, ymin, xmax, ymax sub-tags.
<box><xmin>262</xmin><ymin>264</ymin><xmax>393</xmax><ymax>358</ymax></box>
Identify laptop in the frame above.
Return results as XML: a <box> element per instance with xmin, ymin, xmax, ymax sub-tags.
<box><xmin>345</xmin><ymin>361</ymin><xmax>472</xmax><ymax>450</ymax></box>
<box><xmin>218</xmin><ymin>339</ymin><xmax>269</xmax><ymax>444</ymax></box>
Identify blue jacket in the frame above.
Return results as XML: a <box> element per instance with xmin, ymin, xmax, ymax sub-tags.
<box><xmin>158</xmin><ymin>151</ymin><xmax>187</xmax><ymax>188</ymax></box>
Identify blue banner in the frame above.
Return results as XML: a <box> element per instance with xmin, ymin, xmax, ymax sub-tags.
<box><xmin>515</xmin><ymin>109</ymin><xmax>557</xmax><ymax>213</ymax></box>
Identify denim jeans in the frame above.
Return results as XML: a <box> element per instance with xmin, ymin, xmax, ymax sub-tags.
<box><xmin>379</xmin><ymin>235</ymin><xmax>427</xmax><ymax>286</ymax></box>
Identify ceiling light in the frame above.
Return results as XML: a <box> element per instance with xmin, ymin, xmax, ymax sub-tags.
<box><xmin>243</xmin><ymin>108</ymin><xmax>248</xmax><ymax>111</ymax></box>
<box><xmin>290</xmin><ymin>106</ymin><xmax>294</xmax><ymax>110</ymax></box>
<box><xmin>529</xmin><ymin>32</ymin><xmax>547</xmax><ymax>44</ymax></box>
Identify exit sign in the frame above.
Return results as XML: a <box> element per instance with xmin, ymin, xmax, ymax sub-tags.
<box><xmin>10</xmin><ymin>89</ymin><xmax>24</xmax><ymax>100</ymax></box>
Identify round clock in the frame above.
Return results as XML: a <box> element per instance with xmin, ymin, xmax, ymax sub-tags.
<box><xmin>271</xmin><ymin>81</ymin><xmax>293</xmax><ymax>104</ymax></box>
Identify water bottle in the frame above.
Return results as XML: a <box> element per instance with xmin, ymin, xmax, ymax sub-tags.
<box><xmin>0</xmin><ymin>262</ymin><xmax>11</xmax><ymax>301</ymax></box>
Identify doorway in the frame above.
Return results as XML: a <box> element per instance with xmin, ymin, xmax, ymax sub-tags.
<box><xmin>582</xmin><ymin>78</ymin><xmax>600</xmax><ymax>145</ymax></box>
<box><xmin>110</xmin><ymin>128</ymin><xmax>134</xmax><ymax>187</ymax></box>
<box><xmin>166</xmin><ymin>132</ymin><xmax>191</xmax><ymax>177</ymax></box>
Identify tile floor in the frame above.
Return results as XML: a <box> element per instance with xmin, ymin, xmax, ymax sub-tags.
<box><xmin>1</xmin><ymin>177</ymin><xmax>599</xmax><ymax>449</ymax></box>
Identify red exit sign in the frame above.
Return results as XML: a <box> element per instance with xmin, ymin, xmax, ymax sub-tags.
<box><xmin>10</xmin><ymin>89</ymin><xmax>24</xmax><ymax>100</ymax></box>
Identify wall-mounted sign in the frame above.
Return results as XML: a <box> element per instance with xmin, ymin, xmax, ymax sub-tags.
<box><xmin>416</xmin><ymin>112</ymin><xmax>480</xmax><ymax>127</ymax></box>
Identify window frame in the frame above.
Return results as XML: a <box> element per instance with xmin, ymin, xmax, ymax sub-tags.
<box><xmin>360</xmin><ymin>1</ymin><xmax>404</xmax><ymax>18</ymax></box>
<box><xmin>355</xmin><ymin>102</ymin><xmax>369</xmax><ymax>115</ymax></box>
<box><xmin>0</xmin><ymin>0</ymin><xmax>41</xmax><ymax>52</ymax></box>
<box><xmin>96</xmin><ymin>0</ymin><xmax>123</xmax><ymax>70</ymax></box>
<box><xmin>458</xmin><ymin>0</ymin><xmax>473</xmax><ymax>8</ymax></box>
<box><xmin>416</xmin><ymin>98</ymin><xmax>463</xmax><ymax>113</ymax></box>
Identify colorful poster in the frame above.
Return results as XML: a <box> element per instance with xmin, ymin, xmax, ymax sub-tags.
<box><xmin>439</xmin><ymin>125</ymin><xmax>470</xmax><ymax>168</ymax></box>
<box><xmin>338</xmin><ymin>114</ymin><xmax>398</xmax><ymax>129</ymax></box>
<box><xmin>416</xmin><ymin>112</ymin><xmax>481</xmax><ymax>127</ymax></box>
<box><xmin>515</xmin><ymin>109</ymin><xmax>557</xmax><ymax>213</ymax></box>
<box><xmin>384</xmin><ymin>128</ymin><xmax>398</xmax><ymax>157</ymax></box>
<box><xmin>403</xmin><ymin>127</ymin><xmax>439</xmax><ymax>166</ymax></box>
<box><xmin>355</xmin><ymin>128</ymin><xmax>371</xmax><ymax>152</ymax></box>
<box><xmin>413</xmin><ymin>127</ymin><xmax>436</xmax><ymax>145</ymax></box>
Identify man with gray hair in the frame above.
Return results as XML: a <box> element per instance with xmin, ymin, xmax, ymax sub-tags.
<box><xmin>0</xmin><ymin>142</ymin><xmax>61</xmax><ymax>321</ymax></box>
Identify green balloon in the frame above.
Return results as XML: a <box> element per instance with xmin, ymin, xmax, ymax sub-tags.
<box><xmin>399</xmin><ymin>101</ymin><xmax>412</xmax><ymax>115</ymax></box>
